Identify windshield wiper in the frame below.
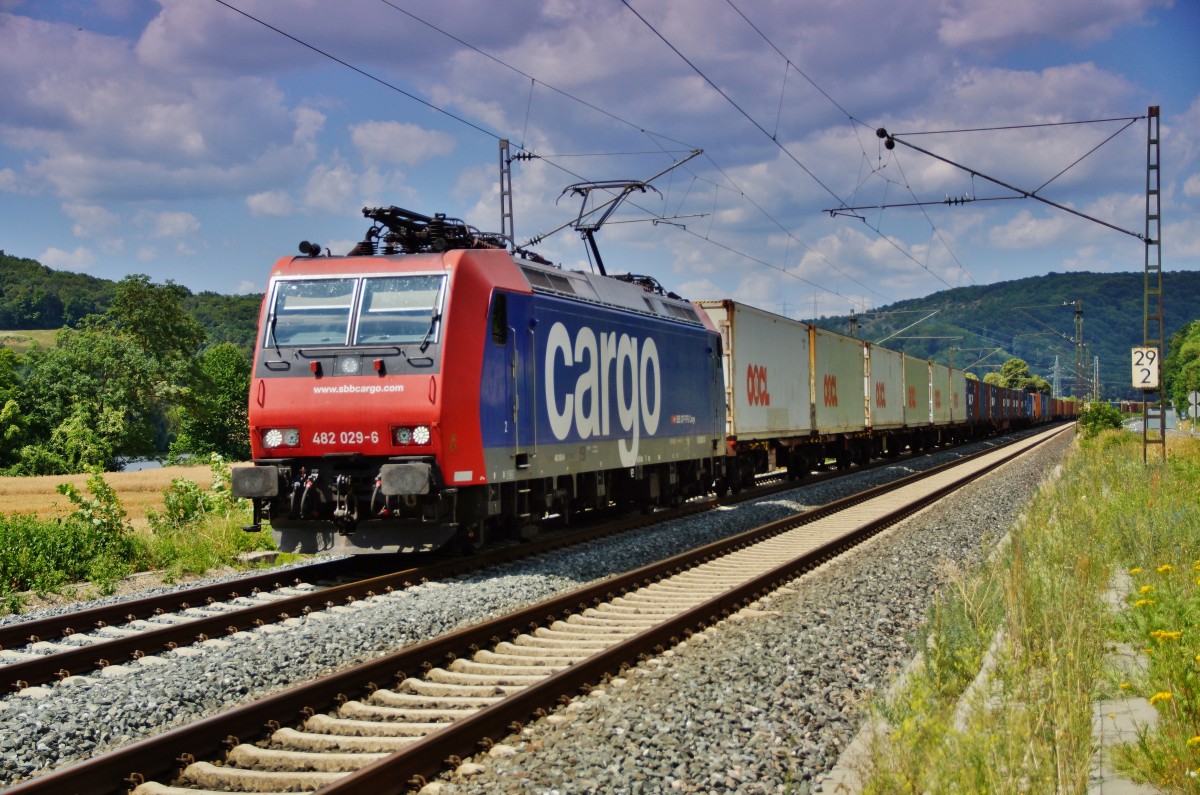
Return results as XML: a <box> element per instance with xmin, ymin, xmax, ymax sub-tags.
<box><xmin>267</xmin><ymin>313</ymin><xmax>280</xmax><ymax>353</ymax></box>
<box><xmin>419</xmin><ymin>312</ymin><xmax>441</xmax><ymax>353</ymax></box>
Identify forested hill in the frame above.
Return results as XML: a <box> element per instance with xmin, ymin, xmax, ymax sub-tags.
<box><xmin>0</xmin><ymin>250</ymin><xmax>261</xmax><ymax>351</ymax></box>
<box><xmin>815</xmin><ymin>270</ymin><xmax>1200</xmax><ymax>401</ymax></box>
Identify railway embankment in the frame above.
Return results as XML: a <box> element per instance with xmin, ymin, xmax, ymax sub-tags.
<box><xmin>842</xmin><ymin>430</ymin><xmax>1200</xmax><ymax>793</ymax></box>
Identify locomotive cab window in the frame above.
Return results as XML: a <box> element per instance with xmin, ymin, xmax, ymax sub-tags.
<box><xmin>266</xmin><ymin>278</ymin><xmax>357</xmax><ymax>347</ymax></box>
<box><xmin>355</xmin><ymin>275</ymin><xmax>445</xmax><ymax>346</ymax></box>
<box><xmin>490</xmin><ymin>292</ymin><xmax>508</xmax><ymax>344</ymax></box>
<box><xmin>264</xmin><ymin>274</ymin><xmax>446</xmax><ymax>348</ymax></box>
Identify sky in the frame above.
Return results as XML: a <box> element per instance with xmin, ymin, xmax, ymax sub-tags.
<box><xmin>1</xmin><ymin>0</ymin><xmax>1197</xmax><ymax>326</ymax></box>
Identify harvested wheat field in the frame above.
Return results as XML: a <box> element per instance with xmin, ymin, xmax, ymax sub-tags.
<box><xmin>0</xmin><ymin>465</ymin><xmax>229</xmax><ymax>527</ymax></box>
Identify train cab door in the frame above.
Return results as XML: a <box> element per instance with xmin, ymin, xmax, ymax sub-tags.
<box><xmin>500</xmin><ymin>293</ymin><xmax>535</xmax><ymax>475</ymax></box>
<box><xmin>489</xmin><ymin>292</ymin><xmax>518</xmax><ymax>467</ymax></box>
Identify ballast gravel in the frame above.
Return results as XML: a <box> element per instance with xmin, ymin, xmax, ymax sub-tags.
<box><xmin>0</xmin><ymin>431</ymin><xmax>1071</xmax><ymax>790</ymax></box>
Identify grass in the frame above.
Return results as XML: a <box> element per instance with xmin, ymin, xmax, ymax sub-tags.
<box><xmin>0</xmin><ymin>464</ymin><xmax>237</xmax><ymax>528</ymax></box>
<box><xmin>0</xmin><ymin>457</ymin><xmax>277</xmax><ymax>613</ymax></box>
<box><xmin>0</xmin><ymin>328</ymin><xmax>58</xmax><ymax>354</ymax></box>
<box><xmin>857</xmin><ymin>429</ymin><xmax>1200</xmax><ymax>793</ymax></box>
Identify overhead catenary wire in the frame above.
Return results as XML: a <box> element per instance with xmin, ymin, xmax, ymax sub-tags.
<box><xmin>627</xmin><ymin>0</ymin><xmax>969</xmax><ymax>290</ymax></box>
<box><xmin>719</xmin><ymin>0</ymin><xmax>975</xmax><ymax>288</ymax></box>
<box><xmin>424</xmin><ymin>0</ymin><xmax>883</xmax><ymax>304</ymax></box>
<box><xmin>214</xmin><ymin>0</ymin><xmax>882</xmax><ymax>311</ymax></box>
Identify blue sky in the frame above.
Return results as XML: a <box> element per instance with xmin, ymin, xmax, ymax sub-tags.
<box><xmin>1</xmin><ymin>0</ymin><xmax>1196</xmax><ymax>323</ymax></box>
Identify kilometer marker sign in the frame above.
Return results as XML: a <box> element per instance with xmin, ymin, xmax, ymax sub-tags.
<box><xmin>1131</xmin><ymin>346</ymin><xmax>1159</xmax><ymax>390</ymax></box>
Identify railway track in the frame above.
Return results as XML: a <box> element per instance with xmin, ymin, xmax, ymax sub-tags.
<box><xmin>6</xmin><ymin>423</ymin><xmax>1070</xmax><ymax>795</ymax></box>
<box><xmin>0</xmin><ymin>431</ymin><xmax>1001</xmax><ymax>692</ymax></box>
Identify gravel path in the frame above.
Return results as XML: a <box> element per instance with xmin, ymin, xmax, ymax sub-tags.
<box><xmin>0</xmin><ymin>431</ymin><xmax>1068</xmax><ymax>789</ymax></box>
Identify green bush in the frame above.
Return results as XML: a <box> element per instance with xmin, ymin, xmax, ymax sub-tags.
<box><xmin>0</xmin><ymin>459</ymin><xmax>274</xmax><ymax>612</ymax></box>
<box><xmin>144</xmin><ymin>455</ymin><xmax>272</xmax><ymax>580</ymax></box>
<box><xmin>0</xmin><ymin>473</ymin><xmax>146</xmax><ymax>601</ymax></box>
<box><xmin>1078</xmin><ymin>400</ymin><xmax>1125</xmax><ymax>438</ymax></box>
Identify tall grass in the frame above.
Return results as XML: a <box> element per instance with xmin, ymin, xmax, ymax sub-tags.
<box><xmin>0</xmin><ymin>456</ymin><xmax>275</xmax><ymax>613</ymax></box>
<box><xmin>859</xmin><ymin>430</ymin><xmax>1200</xmax><ymax>793</ymax></box>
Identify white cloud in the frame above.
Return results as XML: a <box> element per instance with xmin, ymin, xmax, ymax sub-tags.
<box><xmin>63</xmin><ymin>202</ymin><xmax>119</xmax><ymax>237</ymax></box>
<box><xmin>38</xmin><ymin>246</ymin><xmax>97</xmax><ymax>270</ymax></box>
<box><xmin>303</xmin><ymin>159</ymin><xmax>359</xmax><ymax>214</ymax></box>
<box><xmin>1185</xmin><ymin>173</ymin><xmax>1200</xmax><ymax>199</ymax></box>
<box><xmin>988</xmin><ymin>210</ymin><xmax>1070</xmax><ymax>249</ymax></box>
<box><xmin>0</xmin><ymin>15</ymin><xmax>314</xmax><ymax>202</ymax></box>
<box><xmin>0</xmin><ymin>0</ymin><xmax>1193</xmax><ymax>303</ymax></box>
<box><xmin>938</xmin><ymin>0</ymin><xmax>1169</xmax><ymax>48</ymax></box>
<box><xmin>136</xmin><ymin>210</ymin><xmax>200</xmax><ymax>239</ymax></box>
<box><xmin>350</xmin><ymin>121</ymin><xmax>455</xmax><ymax>166</ymax></box>
<box><xmin>247</xmin><ymin>190</ymin><xmax>294</xmax><ymax>217</ymax></box>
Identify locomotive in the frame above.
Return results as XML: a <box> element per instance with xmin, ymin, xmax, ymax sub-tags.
<box><xmin>231</xmin><ymin>206</ymin><xmax>1074</xmax><ymax>555</ymax></box>
<box><xmin>231</xmin><ymin>207</ymin><xmax>726</xmax><ymax>554</ymax></box>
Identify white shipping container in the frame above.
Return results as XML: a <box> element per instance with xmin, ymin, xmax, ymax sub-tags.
<box><xmin>695</xmin><ymin>300</ymin><xmax>811</xmax><ymax>439</ymax></box>
<box><xmin>867</xmin><ymin>343</ymin><xmax>904</xmax><ymax>429</ymax></box>
<box><xmin>932</xmin><ymin>362</ymin><xmax>953</xmax><ymax>425</ymax></box>
<box><xmin>903</xmin><ymin>355</ymin><xmax>932</xmax><ymax>426</ymax></box>
<box><xmin>813</xmin><ymin>326</ymin><xmax>868</xmax><ymax>434</ymax></box>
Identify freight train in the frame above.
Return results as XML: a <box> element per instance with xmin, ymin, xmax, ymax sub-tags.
<box><xmin>231</xmin><ymin>206</ymin><xmax>1074</xmax><ymax>554</ymax></box>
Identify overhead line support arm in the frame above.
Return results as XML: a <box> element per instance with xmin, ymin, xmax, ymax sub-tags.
<box><xmin>874</xmin><ymin>128</ymin><xmax>1145</xmax><ymax>241</ymax></box>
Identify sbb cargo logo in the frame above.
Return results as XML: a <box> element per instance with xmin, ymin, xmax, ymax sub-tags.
<box><xmin>544</xmin><ymin>321</ymin><xmax>661</xmax><ymax>468</ymax></box>
<box><xmin>746</xmin><ymin>364</ymin><xmax>770</xmax><ymax>406</ymax></box>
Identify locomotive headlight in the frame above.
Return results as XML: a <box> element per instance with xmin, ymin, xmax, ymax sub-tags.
<box><xmin>263</xmin><ymin>428</ymin><xmax>301</xmax><ymax>449</ymax></box>
<box><xmin>391</xmin><ymin>425</ymin><xmax>432</xmax><ymax>446</ymax></box>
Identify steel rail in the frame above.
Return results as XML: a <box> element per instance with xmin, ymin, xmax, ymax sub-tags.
<box><xmin>321</xmin><ymin>425</ymin><xmax>1071</xmax><ymax>792</ymax></box>
<box><xmin>2</xmin><ymin>424</ymin><xmax>1070</xmax><ymax>795</ymax></box>
<box><xmin>0</xmin><ymin>557</ymin><xmax>351</xmax><ymax>653</ymax></box>
<box><xmin>1</xmin><ymin>496</ymin><xmax>725</xmax><ymax>690</ymax></box>
<box><xmin>0</xmin><ymin>429</ymin><xmax>974</xmax><ymax>690</ymax></box>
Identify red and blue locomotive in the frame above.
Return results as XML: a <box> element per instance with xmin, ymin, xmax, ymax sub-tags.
<box><xmin>232</xmin><ymin>207</ymin><xmax>727</xmax><ymax>554</ymax></box>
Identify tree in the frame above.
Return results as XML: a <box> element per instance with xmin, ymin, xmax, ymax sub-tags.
<box><xmin>1164</xmin><ymin>319</ymin><xmax>1200</xmax><ymax>416</ymax></box>
<box><xmin>15</xmin><ymin>322</ymin><xmax>161</xmax><ymax>472</ymax></box>
<box><xmin>108</xmin><ymin>274</ymin><xmax>205</xmax><ymax>364</ymax></box>
<box><xmin>999</xmin><ymin>357</ymin><xmax>1032</xmax><ymax>386</ymax></box>
<box><xmin>0</xmin><ymin>348</ymin><xmax>26</xmax><ymax>468</ymax></box>
<box><xmin>169</xmin><ymin>342</ymin><xmax>251</xmax><ymax>461</ymax></box>
<box><xmin>990</xmin><ymin>357</ymin><xmax>1053</xmax><ymax>395</ymax></box>
<box><xmin>11</xmin><ymin>275</ymin><xmax>210</xmax><ymax>473</ymax></box>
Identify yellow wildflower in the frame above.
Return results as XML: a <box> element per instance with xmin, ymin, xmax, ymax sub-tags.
<box><xmin>1150</xmin><ymin>630</ymin><xmax>1182</xmax><ymax>641</ymax></box>
<box><xmin>1189</xmin><ymin>736</ymin><xmax>1200</xmax><ymax>747</ymax></box>
<box><xmin>1119</xmin><ymin>682</ymin><xmax>1131</xmax><ymax>690</ymax></box>
<box><xmin>1130</xmin><ymin>567</ymin><xmax>1144</xmax><ymax>574</ymax></box>
<box><xmin>1149</xmin><ymin>691</ymin><xmax>1172</xmax><ymax>705</ymax></box>
<box><xmin>1140</xmin><ymin>585</ymin><xmax>1155</xmax><ymax>594</ymax></box>
<box><xmin>1158</xmin><ymin>564</ymin><xmax>1174</xmax><ymax>573</ymax></box>
<box><xmin>1135</xmin><ymin>599</ymin><xmax>1155</xmax><ymax>607</ymax></box>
